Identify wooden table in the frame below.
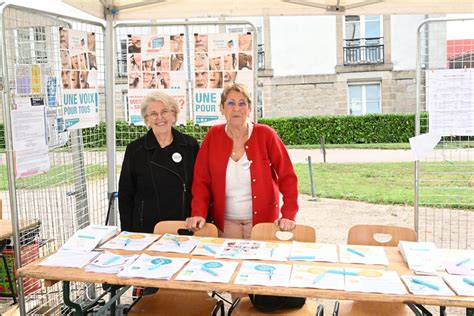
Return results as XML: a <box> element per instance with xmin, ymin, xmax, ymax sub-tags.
<box><xmin>0</xmin><ymin>219</ymin><xmax>41</xmax><ymax>240</ymax></box>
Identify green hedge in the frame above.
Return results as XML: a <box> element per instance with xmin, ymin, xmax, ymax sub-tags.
<box><xmin>260</xmin><ymin>113</ymin><xmax>427</xmax><ymax>145</ymax></box>
<box><xmin>0</xmin><ymin>113</ymin><xmax>427</xmax><ymax>149</ymax></box>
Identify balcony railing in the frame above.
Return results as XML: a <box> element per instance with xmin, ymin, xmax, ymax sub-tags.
<box><xmin>343</xmin><ymin>37</ymin><xmax>384</xmax><ymax>65</ymax></box>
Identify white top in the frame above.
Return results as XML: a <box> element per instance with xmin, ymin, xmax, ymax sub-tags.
<box><xmin>225</xmin><ymin>121</ymin><xmax>254</xmax><ymax>220</ymax></box>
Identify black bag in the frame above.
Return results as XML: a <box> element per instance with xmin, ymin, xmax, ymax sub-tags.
<box><xmin>248</xmin><ymin>294</ymin><xmax>306</xmax><ymax>313</ymax></box>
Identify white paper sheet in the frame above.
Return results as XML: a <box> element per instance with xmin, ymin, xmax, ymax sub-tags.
<box><xmin>289</xmin><ymin>265</ymin><xmax>345</xmax><ymax>290</ymax></box>
<box><xmin>85</xmin><ymin>252</ymin><xmax>139</xmax><ymax>274</ymax></box>
<box><xmin>234</xmin><ymin>261</ymin><xmax>292</xmax><ymax>287</ymax></box>
<box><xmin>401</xmin><ymin>275</ymin><xmax>454</xmax><ymax>296</ymax></box>
<box><xmin>442</xmin><ymin>274</ymin><xmax>474</xmax><ymax>296</ymax></box>
<box><xmin>409</xmin><ymin>132</ymin><xmax>442</xmax><ymax>161</ymax></box>
<box><xmin>344</xmin><ymin>268</ymin><xmax>407</xmax><ymax>294</ymax></box>
<box><xmin>147</xmin><ymin>233</ymin><xmax>198</xmax><ymax>254</ymax></box>
<box><xmin>289</xmin><ymin>242</ymin><xmax>338</xmax><ymax>263</ymax></box>
<box><xmin>100</xmin><ymin>231</ymin><xmax>160</xmax><ymax>251</ymax></box>
<box><xmin>191</xmin><ymin>236</ymin><xmax>226</xmax><ymax>256</ymax></box>
<box><xmin>175</xmin><ymin>259</ymin><xmax>238</xmax><ymax>283</ymax></box>
<box><xmin>39</xmin><ymin>251</ymin><xmax>101</xmax><ymax>268</ymax></box>
<box><xmin>117</xmin><ymin>254</ymin><xmax>189</xmax><ymax>280</ymax></box>
<box><xmin>339</xmin><ymin>244</ymin><xmax>389</xmax><ymax>265</ymax></box>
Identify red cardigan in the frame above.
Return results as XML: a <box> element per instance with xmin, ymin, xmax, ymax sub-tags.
<box><xmin>191</xmin><ymin>123</ymin><xmax>298</xmax><ymax>231</ymax></box>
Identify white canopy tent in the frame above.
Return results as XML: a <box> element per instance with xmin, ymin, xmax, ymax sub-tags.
<box><xmin>64</xmin><ymin>0</ymin><xmax>473</xmax><ymax>19</ymax></box>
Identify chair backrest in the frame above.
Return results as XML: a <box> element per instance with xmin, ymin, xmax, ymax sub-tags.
<box><xmin>347</xmin><ymin>224</ymin><xmax>417</xmax><ymax>247</ymax></box>
<box><xmin>154</xmin><ymin>220</ymin><xmax>218</xmax><ymax>237</ymax></box>
<box><xmin>250</xmin><ymin>223</ymin><xmax>316</xmax><ymax>242</ymax></box>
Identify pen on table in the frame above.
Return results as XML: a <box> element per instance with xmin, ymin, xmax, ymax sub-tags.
<box><xmin>124</xmin><ymin>238</ymin><xmax>131</xmax><ymax>247</ymax></box>
<box><xmin>171</xmin><ymin>236</ymin><xmax>181</xmax><ymax>246</ymax></box>
<box><xmin>103</xmin><ymin>255</ymin><xmax>121</xmax><ymax>266</ymax></box>
<box><xmin>270</xmin><ymin>247</ymin><xmax>275</xmax><ymax>258</ymax></box>
<box><xmin>201</xmin><ymin>267</ymin><xmax>218</xmax><ymax>276</ymax></box>
<box><xmin>202</xmin><ymin>244</ymin><xmax>216</xmax><ymax>254</ymax></box>
<box><xmin>326</xmin><ymin>269</ymin><xmax>358</xmax><ymax>276</ymax></box>
<box><xmin>288</xmin><ymin>255</ymin><xmax>315</xmax><ymax>261</ymax></box>
<box><xmin>346</xmin><ymin>247</ymin><xmax>366</xmax><ymax>257</ymax></box>
<box><xmin>313</xmin><ymin>272</ymin><xmax>326</xmax><ymax>285</ymax></box>
<box><xmin>268</xmin><ymin>269</ymin><xmax>273</xmax><ymax>280</ymax></box>
<box><xmin>463</xmin><ymin>277</ymin><xmax>474</xmax><ymax>287</ymax></box>
<box><xmin>456</xmin><ymin>257</ymin><xmax>471</xmax><ymax>267</ymax></box>
<box><xmin>411</xmin><ymin>278</ymin><xmax>440</xmax><ymax>291</ymax></box>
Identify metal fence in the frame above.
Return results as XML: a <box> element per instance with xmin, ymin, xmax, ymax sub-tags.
<box><xmin>0</xmin><ymin>4</ymin><xmax>107</xmax><ymax>315</ymax></box>
<box><xmin>415</xmin><ymin>17</ymin><xmax>474</xmax><ymax>249</ymax></box>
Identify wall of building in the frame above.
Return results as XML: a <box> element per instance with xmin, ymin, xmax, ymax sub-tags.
<box><xmin>270</xmin><ymin>16</ymin><xmax>337</xmax><ymax>76</ymax></box>
<box><xmin>267</xmin><ymin>70</ymin><xmax>416</xmax><ymax>118</ymax></box>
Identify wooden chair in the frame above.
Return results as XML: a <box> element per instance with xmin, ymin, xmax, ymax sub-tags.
<box><xmin>335</xmin><ymin>224</ymin><xmax>417</xmax><ymax>316</ymax></box>
<box><xmin>228</xmin><ymin>223</ymin><xmax>321</xmax><ymax>316</ymax></box>
<box><xmin>128</xmin><ymin>221</ymin><xmax>224</xmax><ymax>316</ymax></box>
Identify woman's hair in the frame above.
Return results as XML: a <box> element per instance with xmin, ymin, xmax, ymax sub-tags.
<box><xmin>141</xmin><ymin>91</ymin><xmax>180</xmax><ymax>126</ymax></box>
<box><xmin>220</xmin><ymin>83</ymin><xmax>252</xmax><ymax>109</ymax></box>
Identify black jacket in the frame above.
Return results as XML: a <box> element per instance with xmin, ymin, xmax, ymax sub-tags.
<box><xmin>118</xmin><ymin>128</ymin><xmax>199</xmax><ymax>233</ymax></box>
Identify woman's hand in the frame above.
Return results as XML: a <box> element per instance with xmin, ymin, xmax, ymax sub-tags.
<box><xmin>274</xmin><ymin>218</ymin><xmax>296</xmax><ymax>231</ymax></box>
<box><xmin>185</xmin><ymin>216</ymin><xmax>206</xmax><ymax>232</ymax></box>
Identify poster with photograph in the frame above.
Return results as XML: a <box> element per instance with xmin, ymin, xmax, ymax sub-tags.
<box><xmin>126</xmin><ymin>34</ymin><xmax>187</xmax><ymax>126</ymax></box>
<box><xmin>193</xmin><ymin>32</ymin><xmax>254</xmax><ymax>126</ymax></box>
<box><xmin>59</xmin><ymin>27</ymin><xmax>99</xmax><ymax>130</ymax></box>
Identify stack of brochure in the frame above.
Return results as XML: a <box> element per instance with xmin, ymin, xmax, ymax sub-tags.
<box><xmin>85</xmin><ymin>251</ymin><xmax>139</xmax><ymax>274</ymax></box>
<box><xmin>39</xmin><ymin>224</ymin><xmax>119</xmax><ymax>268</ymax></box>
<box><xmin>442</xmin><ymin>274</ymin><xmax>474</xmax><ymax>296</ymax></box>
<box><xmin>100</xmin><ymin>231</ymin><xmax>159</xmax><ymax>251</ymax></box>
<box><xmin>398</xmin><ymin>241</ymin><xmax>443</xmax><ymax>274</ymax></box>
<box><xmin>401</xmin><ymin>275</ymin><xmax>454</xmax><ymax>296</ymax></box>
<box><xmin>59</xmin><ymin>225</ymin><xmax>120</xmax><ymax>254</ymax></box>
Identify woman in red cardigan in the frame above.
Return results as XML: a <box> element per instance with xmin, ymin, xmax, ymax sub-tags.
<box><xmin>186</xmin><ymin>83</ymin><xmax>298</xmax><ymax>239</ymax></box>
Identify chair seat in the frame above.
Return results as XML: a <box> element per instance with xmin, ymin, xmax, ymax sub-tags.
<box><xmin>231</xmin><ymin>297</ymin><xmax>318</xmax><ymax>315</ymax></box>
<box><xmin>128</xmin><ymin>288</ymin><xmax>218</xmax><ymax>316</ymax></box>
<box><xmin>337</xmin><ymin>301</ymin><xmax>411</xmax><ymax>316</ymax></box>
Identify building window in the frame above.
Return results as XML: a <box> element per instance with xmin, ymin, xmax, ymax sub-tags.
<box><xmin>344</xmin><ymin>16</ymin><xmax>384</xmax><ymax>65</ymax></box>
<box><xmin>348</xmin><ymin>83</ymin><xmax>381</xmax><ymax>115</ymax></box>
<box><xmin>117</xmin><ymin>39</ymin><xmax>127</xmax><ymax>76</ymax></box>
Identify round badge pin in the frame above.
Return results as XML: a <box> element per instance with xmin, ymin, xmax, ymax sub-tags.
<box><xmin>172</xmin><ymin>152</ymin><xmax>182</xmax><ymax>163</ymax></box>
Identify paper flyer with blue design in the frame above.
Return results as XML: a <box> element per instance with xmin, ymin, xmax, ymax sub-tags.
<box><xmin>234</xmin><ymin>261</ymin><xmax>292</xmax><ymax>287</ymax></box>
<box><xmin>175</xmin><ymin>259</ymin><xmax>238</xmax><ymax>283</ymax></box>
<box><xmin>117</xmin><ymin>254</ymin><xmax>189</xmax><ymax>279</ymax></box>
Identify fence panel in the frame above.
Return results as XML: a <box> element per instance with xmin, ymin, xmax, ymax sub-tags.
<box><xmin>415</xmin><ymin>17</ymin><xmax>474</xmax><ymax>250</ymax></box>
<box><xmin>0</xmin><ymin>4</ymin><xmax>107</xmax><ymax>314</ymax></box>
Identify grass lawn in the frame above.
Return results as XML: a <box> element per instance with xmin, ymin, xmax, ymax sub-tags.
<box><xmin>295</xmin><ymin>161</ymin><xmax>474</xmax><ymax>209</ymax></box>
<box><xmin>1</xmin><ymin>161</ymin><xmax>472</xmax><ymax>209</ymax></box>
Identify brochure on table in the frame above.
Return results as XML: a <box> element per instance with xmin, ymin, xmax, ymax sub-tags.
<box><xmin>215</xmin><ymin>240</ymin><xmax>266</xmax><ymax>260</ymax></box>
<box><xmin>175</xmin><ymin>259</ymin><xmax>239</xmax><ymax>283</ymax></box>
<box><xmin>401</xmin><ymin>275</ymin><xmax>455</xmax><ymax>296</ymax></box>
<box><xmin>39</xmin><ymin>251</ymin><xmax>101</xmax><ymax>268</ymax></box>
<box><xmin>147</xmin><ymin>233</ymin><xmax>198</xmax><ymax>254</ymax></box>
<box><xmin>234</xmin><ymin>261</ymin><xmax>292</xmax><ymax>287</ymax></box>
<box><xmin>117</xmin><ymin>254</ymin><xmax>189</xmax><ymax>280</ymax></box>
<box><xmin>344</xmin><ymin>268</ymin><xmax>407</xmax><ymax>294</ymax></box>
<box><xmin>399</xmin><ymin>241</ymin><xmax>443</xmax><ymax>274</ymax></box>
<box><xmin>85</xmin><ymin>252</ymin><xmax>139</xmax><ymax>274</ymax></box>
<box><xmin>289</xmin><ymin>242</ymin><xmax>338</xmax><ymax>262</ymax></box>
<box><xmin>191</xmin><ymin>236</ymin><xmax>226</xmax><ymax>256</ymax></box>
<box><xmin>58</xmin><ymin>225</ymin><xmax>119</xmax><ymax>254</ymax></box>
<box><xmin>442</xmin><ymin>274</ymin><xmax>474</xmax><ymax>296</ymax></box>
<box><xmin>100</xmin><ymin>231</ymin><xmax>160</xmax><ymax>251</ymax></box>
<box><xmin>289</xmin><ymin>264</ymin><xmax>345</xmax><ymax>290</ymax></box>
<box><xmin>339</xmin><ymin>244</ymin><xmax>389</xmax><ymax>266</ymax></box>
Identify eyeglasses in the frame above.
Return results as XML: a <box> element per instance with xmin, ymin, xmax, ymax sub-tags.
<box><xmin>147</xmin><ymin>109</ymin><xmax>175</xmax><ymax>119</ymax></box>
<box><xmin>225</xmin><ymin>99</ymin><xmax>248</xmax><ymax>108</ymax></box>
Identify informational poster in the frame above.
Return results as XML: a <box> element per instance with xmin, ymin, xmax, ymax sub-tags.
<box><xmin>126</xmin><ymin>34</ymin><xmax>187</xmax><ymax>126</ymax></box>
<box><xmin>59</xmin><ymin>27</ymin><xmax>99</xmax><ymax>130</ymax></box>
<box><xmin>193</xmin><ymin>33</ymin><xmax>254</xmax><ymax>126</ymax></box>
<box><xmin>11</xmin><ymin>97</ymin><xmax>50</xmax><ymax>179</ymax></box>
<box><xmin>426</xmin><ymin>68</ymin><xmax>474</xmax><ymax>136</ymax></box>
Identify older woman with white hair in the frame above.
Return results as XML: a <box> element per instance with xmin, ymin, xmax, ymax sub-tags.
<box><xmin>119</xmin><ymin>91</ymin><xmax>199</xmax><ymax>233</ymax></box>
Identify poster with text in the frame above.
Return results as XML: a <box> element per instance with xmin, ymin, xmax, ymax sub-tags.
<box><xmin>427</xmin><ymin>68</ymin><xmax>474</xmax><ymax>136</ymax></box>
<box><xmin>193</xmin><ymin>33</ymin><xmax>254</xmax><ymax>126</ymax></box>
<box><xmin>127</xmin><ymin>34</ymin><xmax>187</xmax><ymax>126</ymax></box>
<box><xmin>59</xmin><ymin>27</ymin><xmax>99</xmax><ymax>129</ymax></box>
